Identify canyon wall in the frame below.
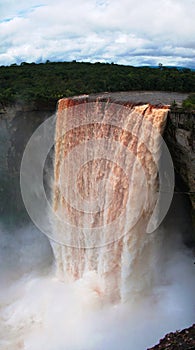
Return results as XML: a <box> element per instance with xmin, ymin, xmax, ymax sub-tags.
<box><xmin>0</xmin><ymin>103</ymin><xmax>55</xmax><ymax>227</ymax></box>
<box><xmin>164</xmin><ymin>111</ymin><xmax>195</xmax><ymax>212</ymax></box>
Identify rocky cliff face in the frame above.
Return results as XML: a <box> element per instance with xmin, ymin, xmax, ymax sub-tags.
<box><xmin>0</xmin><ymin>103</ymin><xmax>55</xmax><ymax>227</ymax></box>
<box><xmin>164</xmin><ymin>111</ymin><xmax>195</xmax><ymax>232</ymax></box>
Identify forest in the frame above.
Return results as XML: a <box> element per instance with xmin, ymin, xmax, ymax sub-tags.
<box><xmin>0</xmin><ymin>60</ymin><xmax>195</xmax><ymax>108</ymax></box>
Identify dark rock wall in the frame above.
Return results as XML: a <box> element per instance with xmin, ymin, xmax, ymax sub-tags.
<box><xmin>0</xmin><ymin>104</ymin><xmax>55</xmax><ymax>227</ymax></box>
<box><xmin>164</xmin><ymin>111</ymin><xmax>195</xmax><ymax>236</ymax></box>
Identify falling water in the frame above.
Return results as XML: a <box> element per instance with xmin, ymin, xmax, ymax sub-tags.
<box><xmin>51</xmin><ymin>96</ymin><xmax>170</xmax><ymax>302</ymax></box>
<box><xmin>1</xmin><ymin>96</ymin><xmax>194</xmax><ymax>350</ymax></box>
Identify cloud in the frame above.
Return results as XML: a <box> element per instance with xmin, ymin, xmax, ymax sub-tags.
<box><xmin>0</xmin><ymin>0</ymin><xmax>195</xmax><ymax>67</ymax></box>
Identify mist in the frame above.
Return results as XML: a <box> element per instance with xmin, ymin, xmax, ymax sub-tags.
<box><xmin>0</xmin><ymin>196</ymin><xmax>194</xmax><ymax>350</ymax></box>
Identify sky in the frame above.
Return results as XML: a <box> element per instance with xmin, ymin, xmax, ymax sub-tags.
<box><xmin>0</xmin><ymin>0</ymin><xmax>195</xmax><ymax>68</ymax></box>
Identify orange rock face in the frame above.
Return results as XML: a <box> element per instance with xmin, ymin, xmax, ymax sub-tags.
<box><xmin>51</xmin><ymin>95</ymin><xmax>169</xmax><ymax>302</ymax></box>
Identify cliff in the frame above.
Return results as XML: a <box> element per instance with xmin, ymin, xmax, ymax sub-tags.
<box><xmin>0</xmin><ymin>103</ymin><xmax>55</xmax><ymax>226</ymax></box>
<box><xmin>164</xmin><ymin>111</ymin><xmax>195</xmax><ymax>214</ymax></box>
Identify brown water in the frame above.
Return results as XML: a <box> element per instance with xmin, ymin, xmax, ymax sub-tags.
<box><xmin>51</xmin><ymin>96</ymin><xmax>169</xmax><ymax>301</ymax></box>
<box><xmin>1</xmin><ymin>96</ymin><xmax>195</xmax><ymax>350</ymax></box>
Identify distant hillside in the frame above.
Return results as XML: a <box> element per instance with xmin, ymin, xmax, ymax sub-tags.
<box><xmin>0</xmin><ymin>61</ymin><xmax>195</xmax><ymax>106</ymax></box>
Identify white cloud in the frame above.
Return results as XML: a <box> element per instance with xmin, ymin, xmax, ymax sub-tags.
<box><xmin>0</xmin><ymin>0</ymin><xmax>195</xmax><ymax>67</ymax></box>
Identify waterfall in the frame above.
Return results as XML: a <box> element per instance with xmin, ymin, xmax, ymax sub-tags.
<box><xmin>51</xmin><ymin>95</ymin><xmax>170</xmax><ymax>302</ymax></box>
<box><xmin>2</xmin><ymin>96</ymin><xmax>195</xmax><ymax>350</ymax></box>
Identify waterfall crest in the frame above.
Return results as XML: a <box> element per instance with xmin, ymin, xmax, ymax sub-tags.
<box><xmin>51</xmin><ymin>96</ymin><xmax>169</xmax><ymax>302</ymax></box>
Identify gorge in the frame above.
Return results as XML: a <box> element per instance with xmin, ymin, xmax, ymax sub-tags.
<box><xmin>0</xmin><ymin>91</ymin><xmax>194</xmax><ymax>349</ymax></box>
<box><xmin>0</xmin><ymin>91</ymin><xmax>194</xmax><ymax>236</ymax></box>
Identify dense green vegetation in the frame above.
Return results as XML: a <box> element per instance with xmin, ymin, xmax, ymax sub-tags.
<box><xmin>182</xmin><ymin>93</ymin><xmax>195</xmax><ymax>111</ymax></box>
<box><xmin>0</xmin><ymin>61</ymin><xmax>195</xmax><ymax>106</ymax></box>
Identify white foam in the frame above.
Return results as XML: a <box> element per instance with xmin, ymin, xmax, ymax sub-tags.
<box><xmin>0</xmin><ymin>224</ymin><xmax>194</xmax><ymax>350</ymax></box>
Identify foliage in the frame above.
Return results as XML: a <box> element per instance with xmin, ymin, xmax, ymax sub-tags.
<box><xmin>0</xmin><ymin>61</ymin><xmax>195</xmax><ymax>106</ymax></box>
<box><xmin>182</xmin><ymin>93</ymin><xmax>195</xmax><ymax>111</ymax></box>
